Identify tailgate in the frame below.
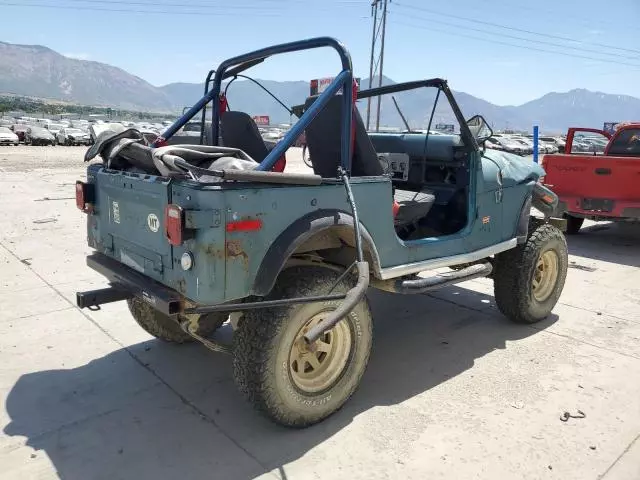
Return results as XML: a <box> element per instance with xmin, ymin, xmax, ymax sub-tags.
<box><xmin>543</xmin><ymin>154</ymin><xmax>640</xmax><ymax>202</ymax></box>
<box><xmin>89</xmin><ymin>168</ymin><xmax>172</xmax><ymax>277</ymax></box>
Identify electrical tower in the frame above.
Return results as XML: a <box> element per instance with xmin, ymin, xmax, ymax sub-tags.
<box><xmin>365</xmin><ymin>0</ymin><xmax>389</xmax><ymax>132</ymax></box>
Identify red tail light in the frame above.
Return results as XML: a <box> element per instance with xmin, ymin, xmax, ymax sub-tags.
<box><xmin>75</xmin><ymin>181</ymin><xmax>85</xmax><ymax>210</ymax></box>
<box><xmin>75</xmin><ymin>181</ymin><xmax>94</xmax><ymax>213</ymax></box>
<box><xmin>165</xmin><ymin>204</ymin><xmax>184</xmax><ymax>246</ymax></box>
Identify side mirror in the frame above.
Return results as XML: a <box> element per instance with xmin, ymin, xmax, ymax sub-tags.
<box><xmin>466</xmin><ymin>115</ymin><xmax>493</xmax><ymax>142</ymax></box>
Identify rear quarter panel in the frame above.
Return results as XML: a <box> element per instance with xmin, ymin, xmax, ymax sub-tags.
<box><xmin>220</xmin><ymin>178</ymin><xmax>399</xmax><ymax>301</ymax></box>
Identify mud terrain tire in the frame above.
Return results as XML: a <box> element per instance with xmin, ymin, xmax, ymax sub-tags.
<box><xmin>127</xmin><ymin>298</ymin><xmax>226</xmax><ymax>343</ymax></box>
<box><xmin>233</xmin><ymin>266</ymin><xmax>373</xmax><ymax>427</ymax></box>
<box><xmin>493</xmin><ymin>222</ymin><xmax>568</xmax><ymax>324</ymax></box>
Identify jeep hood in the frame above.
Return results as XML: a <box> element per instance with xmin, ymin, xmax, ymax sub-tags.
<box><xmin>482</xmin><ymin>149</ymin><xmax>545</xmax><ymax>186</ymax></box>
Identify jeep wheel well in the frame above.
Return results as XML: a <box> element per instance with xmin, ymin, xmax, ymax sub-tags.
<box><xmin>252</xmin><ymin>210</ymin><xmax>381</xmax><ymax>296</ymax></box>
<box><xmin>288</xmin><ymin>226</ymin><xmax>380</xmax><ymax>271</ymax></box>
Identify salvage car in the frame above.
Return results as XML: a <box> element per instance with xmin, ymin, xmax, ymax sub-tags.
<box><xmin>0</xmin><ymin>126</ymin><xmax>19</xmax><ymax>146</ymax></box>
<box><xmin>76</xmin><ymin>37</ymin><xmax>567</xmax><ymax>428</ymax></box>
<box><xmin>45</xmin><ymin>123</ymin><xmax>65</xmax><ymax>139</ymax></box>
<box><xmin>57</xmin><ymin>128</ymin><xmax>91</xmax><ymax>146</ymax></box>
<box><xmin>10</xmin><ymin>124</ymin><xmax>28</xmax><ymax>143</ymax></box>
<box><xmin>24</xmin><ymin>126</ymin><xmax>56</xmax><ymax>146</ymax></box>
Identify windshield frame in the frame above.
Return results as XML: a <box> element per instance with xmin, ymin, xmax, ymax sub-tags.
<box><xmin>355</xmin><ymin>79</ymin><xmax>478</xmax><ymax>151</ymax></box>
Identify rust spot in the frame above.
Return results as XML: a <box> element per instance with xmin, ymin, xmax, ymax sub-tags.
<box><xmin>201</xmin><ymin>244</ymin><xmax>225</xmax><ymax>260</ymax></box>
<box><xmin>226</xmin><ymin>239</ymin><xmax>249</xmax><ymax>271</ymax></box>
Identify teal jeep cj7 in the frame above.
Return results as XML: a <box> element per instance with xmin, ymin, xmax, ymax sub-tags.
<box><xmin>76</xmin><ymin>38</ymin><xmax>568</xmax><ymax>427</ymax></box>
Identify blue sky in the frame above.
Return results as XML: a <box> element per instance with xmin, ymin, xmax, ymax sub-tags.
<box><xmin>1</xmin><ymin>0</ymin><xmax>639</xmax><ymax>105</ymax></box>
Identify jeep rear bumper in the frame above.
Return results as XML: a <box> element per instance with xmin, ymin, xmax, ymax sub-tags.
<box><xmin>77</xmin><ymin>253</ymin><xmax>183</xmax><ymax>315</ymax></box>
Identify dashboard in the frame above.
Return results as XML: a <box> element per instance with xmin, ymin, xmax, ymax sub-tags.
<box><xmin>377</xmin><ymin>152</ymin><xmax>410</xmax><ymax>181</ymax></box>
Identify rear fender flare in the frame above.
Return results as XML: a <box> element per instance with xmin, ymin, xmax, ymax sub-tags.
<box><xmin>253</xmin><ymin>209</ymin><xmax>381</xmax><ymax>296</ymax></box>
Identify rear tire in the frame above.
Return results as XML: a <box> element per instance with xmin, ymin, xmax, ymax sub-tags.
<box><xmin>232</xmin><ymin>266</ymin><xmax>373</xmax><ymax>427</ymax></box>
<box><xmin>493</xmin><ymin>222</ymin><xmax>568</xmax><ymax>324</ymax></box>
<box><xmin>564</xmin><ymin>215</ymin><xmax>584</xmax><ymax>235</ymax></box>
<box><xmin>127</xmin><ymin>297</ymin><xmax>226</xmax><ymax>343</ymax></box>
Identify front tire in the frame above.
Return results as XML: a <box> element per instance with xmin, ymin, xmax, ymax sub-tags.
<box><xmin>233</xmin><ymin>266</ymin><xmax>373</xmax><ymax>427</ymax></box>
<box><xmin>127</xmin><ymin>297</ymin><xmax>226</xmax><ymax>343</ymax></box>
<box><xmin>493</xmin><ymin>222</ymin><xmax>568</xmax><ymax>324</ymax></box>
<box><xmin>564</xmin><ymin>215</ymin><xmax>584</xmax><ymax>235</ymax></box>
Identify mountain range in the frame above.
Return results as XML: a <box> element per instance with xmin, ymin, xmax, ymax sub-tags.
<box><xmin>1</xmin><ymin>40</ymin><xmax>638</xmax><ymax>132</ymax></box>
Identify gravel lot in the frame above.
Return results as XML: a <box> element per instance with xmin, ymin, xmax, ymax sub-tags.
<box><xmin>1</xmin><ymin>145</ymin><xmax>640</xmax><ymax>480</ymax></box>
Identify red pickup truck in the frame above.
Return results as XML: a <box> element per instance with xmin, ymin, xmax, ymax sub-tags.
<box><xmin>541</xmin><ymin>123</ymin><xmax>640</xmax><ymax>234</ymax></box>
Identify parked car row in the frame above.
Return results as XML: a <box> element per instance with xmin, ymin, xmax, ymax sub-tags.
<box><xmin>485</xmin><ymin>133</ymin><xmax>565</xmax><ymax>155</ymax></box>
<box><xmin>0</xmin><ymin>125</ymin><xmax>86</xmax><ymax>146</ymax></box>
<box><xmin>0</xmin><ymin>115</ymin><xmax>174</xmax><ymax>146</ymax></box>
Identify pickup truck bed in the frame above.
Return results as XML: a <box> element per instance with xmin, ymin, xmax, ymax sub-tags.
<box><xmin>542</xmin><ymin>153</ymin><xmax>640</xmax><ymax>219</ymax></box>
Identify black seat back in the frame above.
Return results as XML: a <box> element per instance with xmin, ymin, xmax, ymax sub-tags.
<box><xmin>220</xmin><ymin>111</ymin><xmax>269</xmax><ymax>162</ymax></box>
<box><xmin>303</xmin><ymin>95</ymin><xmax>383</xmax><ymax>178</ymax></box>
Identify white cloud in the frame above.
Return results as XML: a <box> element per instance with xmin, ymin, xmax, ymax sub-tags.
<box><xmin>588</xmin><ymin>29</ymin><xmax>603</xmax><ymax>35</ymax></box>
<box><xmin>64</xmin><ymin>52</ymin><xmax>91</xmax><ymax>60</ymax></box>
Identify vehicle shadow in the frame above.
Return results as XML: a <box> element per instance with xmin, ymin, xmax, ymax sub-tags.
<box><xmin>4</xmin><ymin>285</ymin><xmax>558</xmax><ymax>479</ymax></box>
<box><xmin>567</xmin><ymin>222</ymin><xmax>640</xmax><ymax>267</ymax></box>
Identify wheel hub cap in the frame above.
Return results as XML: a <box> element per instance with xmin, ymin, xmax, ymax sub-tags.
<box><xmin>532</xmin><ymin>249</ymin><xmax>559</xmax><ymax>302</ymax></box>
<box><xmin>289</xmin><ymin>314</ymin><xmax>352</xmax><ymax>394</ymax></box>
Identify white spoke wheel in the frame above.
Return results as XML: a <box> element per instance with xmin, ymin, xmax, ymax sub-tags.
<box><xmin>494</xmin><ymin>221</ymin><xmax>568</xmax><ymax>324</ymax></box>
<box><xmin>532</xmin><ymin>250</ymin><xmax>559</xmax><ymax>302</ymax></box>
<box><xmin>289</xmin><ymin>314</ymin><xmax>352</xmax><ymax>394</ymax></box>
<box><xmin>233</xmin><ymin>266</ymin><xmax>373</xmax><ymax>428</ymax></box>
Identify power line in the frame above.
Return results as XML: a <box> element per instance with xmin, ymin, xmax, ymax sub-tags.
<box><xmin>391</xmin><ymin>11</ymin><xmax>640</xmax><ymax>61</ymax></box>
<box><xmin>0</xmin><ymin>2</ymin><xmax>277</xmax><ymax>15</ymax></box>
<box><xmin>47</xmin><ymin>0</ymin><xmax>286</xmax><ymax>9</ymax></box>
<box><xmin>388</xmin><ymin>19</ymin><xmax>640</xmax><ymax>69</ymax></box>
<box><xmin>393</xmin><ymin>2</ymin><xmax>640</xmax><ymax>55</ymax></box>
<box><xmin>433</xmin><ymin>0</ymin><xmax>639</xmax><ymax>33</ymax></box>
<box><xmin>31</xmin><ymin>0</ymin><xmax>368</xmax><ymax>8</ymax></box>
<box><xmin>0</xmin><ymin>0</ymin><xmax>367</xmax><ymax>16</ymax></box>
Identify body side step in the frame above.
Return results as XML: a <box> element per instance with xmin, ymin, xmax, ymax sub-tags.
<box><xmin>372</xmin><ymin>262</ymin><xmax>492</xmax><ymax>295</ymax></box>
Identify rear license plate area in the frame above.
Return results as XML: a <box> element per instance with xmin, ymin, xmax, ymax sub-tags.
<box><xmin>581</xmin><ymin>198</ymin><xmax>614</xmax><ymax>212</ymax></box>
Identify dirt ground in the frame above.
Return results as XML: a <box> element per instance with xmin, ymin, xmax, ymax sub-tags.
<box><xmin>1</xmin><ymin>145</ymin><xmax>640</xmax><ymax>480</ymax></box>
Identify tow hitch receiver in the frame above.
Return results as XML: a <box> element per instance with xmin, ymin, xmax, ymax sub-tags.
<box><xmin>77</xmin><ymin>287</ymin><xmax>133</xmax><ymax>310</ymax></box>
<box><xmin>76</xmin><ymin>253</ymin><xmax>183</xmax><ymax>315</ymax></box>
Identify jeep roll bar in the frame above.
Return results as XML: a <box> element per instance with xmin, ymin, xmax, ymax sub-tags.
<box><xmin>148</xmin><ymin>38</ymin><xmax>369</xmax><ymax>343</ymax></box>
<box><xmin>291</xmin><ymin>78</ymin><xmax>480</xmax><ymax>151</ymax></box>
<box><xmin>158</xmin><ymin>36</ymin><xmax>355</xmax><ymax>175</ymax></box>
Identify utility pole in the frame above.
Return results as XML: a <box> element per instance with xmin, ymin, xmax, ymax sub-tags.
<box><xmin>365</xmin><ymin>0</ymin><xmax>379</xmax><ymax>131</ymax></box>
<box><xmin>365</xmin><ymin>0</ymin><xmax>389</xmax><ymax>132</ymax></box>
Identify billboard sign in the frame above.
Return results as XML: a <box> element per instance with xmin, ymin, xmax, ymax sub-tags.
<box><xmin>310</xmin><ymin>77</ymin><xmax>361</xmax><ymax>96</ymax></box>
<box><xmin>603</xmin><ymin>122</ymin><xmax>619</xmax><ymax>134</ymax></box>
<box><xmin>252</xmin><ymin>115</ymin><xmax>270</xmax><ymax>126</ymax></box>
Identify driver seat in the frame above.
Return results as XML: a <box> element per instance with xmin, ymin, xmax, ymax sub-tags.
<box><xmin>220</xmin><ymin>111</ymin><xmax>286</xmax><ymax>172</ymax></box>
<box><xmin>220</xmin><ymin>111</ymin><xmax>269</xmax><ymax>162</ymax></box>
<box><xmin>303</xmin><ymin>94</ymin><xmax>436</xmax><ymax>228</ymax></box>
